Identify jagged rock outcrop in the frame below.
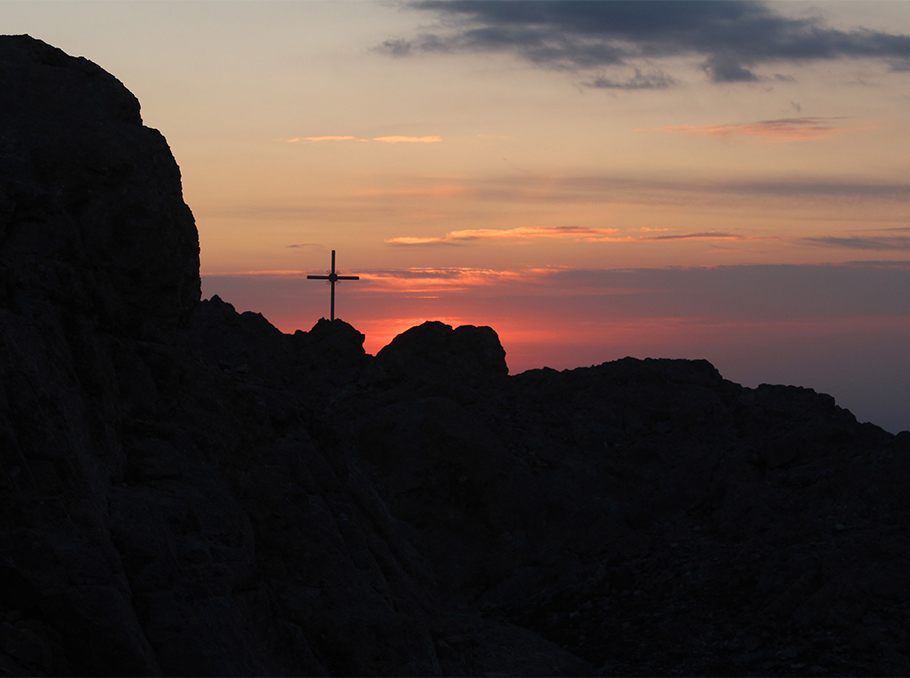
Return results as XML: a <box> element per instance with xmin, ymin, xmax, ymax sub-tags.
<box><xmin>0</xmin><ymin>35</ymin><xmax>448</xmax><ymax>678</ymax></box>
<box><xmin>0</xmin><ymin>34</ymin><xmax>200</xmax><ymax>335</ymax></box>
<box><xmin>338</xmin><ymin>355</ymin><xmax>910</xmax><ymax>675</ymax></box>
<box><xmin>3</xmin><ymin>34</ymin><xmax>910</xmax><ymax>678</ymax></box>
<box><xmin>293</xmin><ymin>317</ymin><xmax>370</xmax><ymax>388</ymax></box>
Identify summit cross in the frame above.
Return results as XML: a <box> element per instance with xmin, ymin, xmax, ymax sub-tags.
<box><xmin>307</xmin><ymin>250</ymin><xmax>360</xmax><ymax>321</ymax></box>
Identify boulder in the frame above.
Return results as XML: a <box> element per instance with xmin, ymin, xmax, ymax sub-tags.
<box><xmin>369</xmin><ymin>320</ymin><xmax>508</xmax><ymax>386</ymax></box>
<box><xmin>293</xmin><ymin>317</ymin><xmax>368</xmax><ymax>371</ymax></box>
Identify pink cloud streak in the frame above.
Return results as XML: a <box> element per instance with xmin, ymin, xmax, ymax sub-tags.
<box><xmin>643</xmin><ymin>117</ymin><xmax>869</xmax><ymax>143</ymax></box>
<box><xmin>386</xmin><ymin>226</ymin><xmax>619</xmax><ymax>244</ymax></box>
<box><xmin>386</xmin><ymin>227</ymin><xmax>778</xmax><ymax>246</ymax></box>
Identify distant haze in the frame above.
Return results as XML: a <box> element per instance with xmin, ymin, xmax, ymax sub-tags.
<box><xmin>5</xmin><ymin>0</ymin><xmax>910</xmax><ymax>432</ymax></box>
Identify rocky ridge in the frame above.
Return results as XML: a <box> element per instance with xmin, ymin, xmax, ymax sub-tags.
<box><xmin>2</xmin><ymin>35</ymin><xmax>910</xmax><ymax>677</ymax></box>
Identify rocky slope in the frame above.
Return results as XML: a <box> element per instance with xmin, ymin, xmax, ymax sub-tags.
<box><xmin>2</xmin><ymin>35</ymin><xmax>910</xmax><ymax>677</ymax></box>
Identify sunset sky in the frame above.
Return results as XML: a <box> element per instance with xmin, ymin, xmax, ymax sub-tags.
<box><xmin>4</xmin><ymin>1</ymin><xmax>910</xmax><ymax>432</ymax></box>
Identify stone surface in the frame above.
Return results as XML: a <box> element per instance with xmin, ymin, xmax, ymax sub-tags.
<box><xmin>3</xmin><ymin>34</ymin><xmax>910</xmax><ymax>677</ymax></box>
<box><xmin>0</xmin><ymin>34</ymin><xmax>200</xmax><ymax>336</ymax></box>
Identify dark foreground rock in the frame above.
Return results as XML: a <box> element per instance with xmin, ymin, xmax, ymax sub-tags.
<box><xmin>2</xmin><ymin>35</ymin><xmax>910</xmax><ymax>677</ymax></box>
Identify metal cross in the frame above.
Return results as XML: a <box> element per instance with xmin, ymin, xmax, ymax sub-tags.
<box><xmin>307</xmin><ymin>250</ymin><xmax>360</xmax><ymax>321</ymax></box>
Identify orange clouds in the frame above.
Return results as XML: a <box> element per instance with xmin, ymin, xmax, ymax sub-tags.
<box><xmin>386</xmin><ymin>227</ymin><xmax>776</xmax><ymax>246</ymax></box>
<box><xmin>358</xmin><ymin>267</ymin><xmax>538</xmax><ymax>294</ymax></box>
<box><xmin>386</xmin><ymin>225</ymin><xmax>620</xmax><ymax>244</ymax></box>
<box><xmin>385</xmin><ymin>237</ymin><xmax>449</xmax><ymax>245</ymax></box>
<box><xmin>644</xmin><ymin>117</ymin><xmax>868</xmax><ymax>143</ymax></box>
<box><xmin>202</xmin><ymin>266</ymin><xmax>547</xmax><ymax>293</ymax></box>
<box><xmin>373</xmin><ymin>136</ymin><xmax>442</xmax><ymax>144</ymax></box>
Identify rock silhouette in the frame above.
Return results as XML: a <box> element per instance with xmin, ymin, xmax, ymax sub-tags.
<box><xmin>2</xmin><ymin>35</ymin><xmax>910</xmax><ymax>676</ymax></box>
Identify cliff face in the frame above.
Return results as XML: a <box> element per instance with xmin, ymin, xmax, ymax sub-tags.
<box><xmin>0</xmin><ymin>34</ymin><xmax>200</xmax><ymax>334</ymax></box>
<box><xmin>0</xmin><ymin>35</ymin><xmax>449</xmax><ymax>676</ymax></box>
<box><xmin>2</xmin><ymin>35</ymin><xmax>910</xmax><ymax>677</ymax></box>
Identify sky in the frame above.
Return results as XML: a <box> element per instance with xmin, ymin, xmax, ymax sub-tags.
<box><xmin>4</xmin><ymin>0</ymin><xmax>910</xmax><ymax>432</ymax></box>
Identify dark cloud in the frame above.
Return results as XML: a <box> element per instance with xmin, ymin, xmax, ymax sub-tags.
<box><xmin>648</xmin><ymin>231</ymin><xmax>750</xmax><ymax>241</ymax></box>
<box><xmin>584</xmin><ymin>68</ymin><xmax>677</xmax><ymax>90</ymax></box>
<box><xmin>381</xmin><ymin>38</ymin><xmax>413</xmax><ymax>57</ymax></box>
<box><xmin>717</xmin><ymin>179</ymin><xmax>910</xmax><ymax>201</ymax></box>
<box><xmin>803</xmin><ymin>236</ymin><xmax>910</xmax><ymax>251</ymax></box>
<box><xmin>384</xmin><ymin>1</ymin><xmax>910</xmax><ymax>85</ymax></box>
<box><xmin>703</xmin><ymin>54</ymin><xmax>760</xmax><ymax>83</ymax></box>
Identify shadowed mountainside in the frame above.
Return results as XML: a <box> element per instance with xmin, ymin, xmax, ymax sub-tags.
<box><xmin>2</xmin><ymin>35</ymin><xmax>910</xmax><ymax>677</ymax></box>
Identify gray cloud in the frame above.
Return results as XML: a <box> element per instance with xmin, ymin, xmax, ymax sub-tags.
<box><xmin>384</xmin><ymin>1</ymin><xmax>910</xmax><ymax>85</ymax></box>
<box><xmin>584</xmin><ymin>68</ymin><xmax>677</xmax><ymax>90</ymax></box>
<box><xmin>381</xmin><ymin>38</ymin><xmax>413</xmax><ymax>57</ymax></box>
<box><xmin>463</xmin><ymin>174</ymin><xmax>910</xmax><ymax>206</ymax></box>
<box><xmin>803</xmin><ymin>236</ymin><xmax>910</xmax><ymax>251</ymax></box>
<box><xmin>648</xmin><ymin>231</ymin><xmax>750</xmax><ymax>241</ymax></box>
<box><xmin>703</xmin><ymin>53</ymin><xmax>760</xmax><ymax>83</ymax></box>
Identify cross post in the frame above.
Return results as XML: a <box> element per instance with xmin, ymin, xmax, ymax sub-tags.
<box><xmin>307</xmin><ymin>250</ymin><xmax>360</xmax><ymax>321</ymax></box>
